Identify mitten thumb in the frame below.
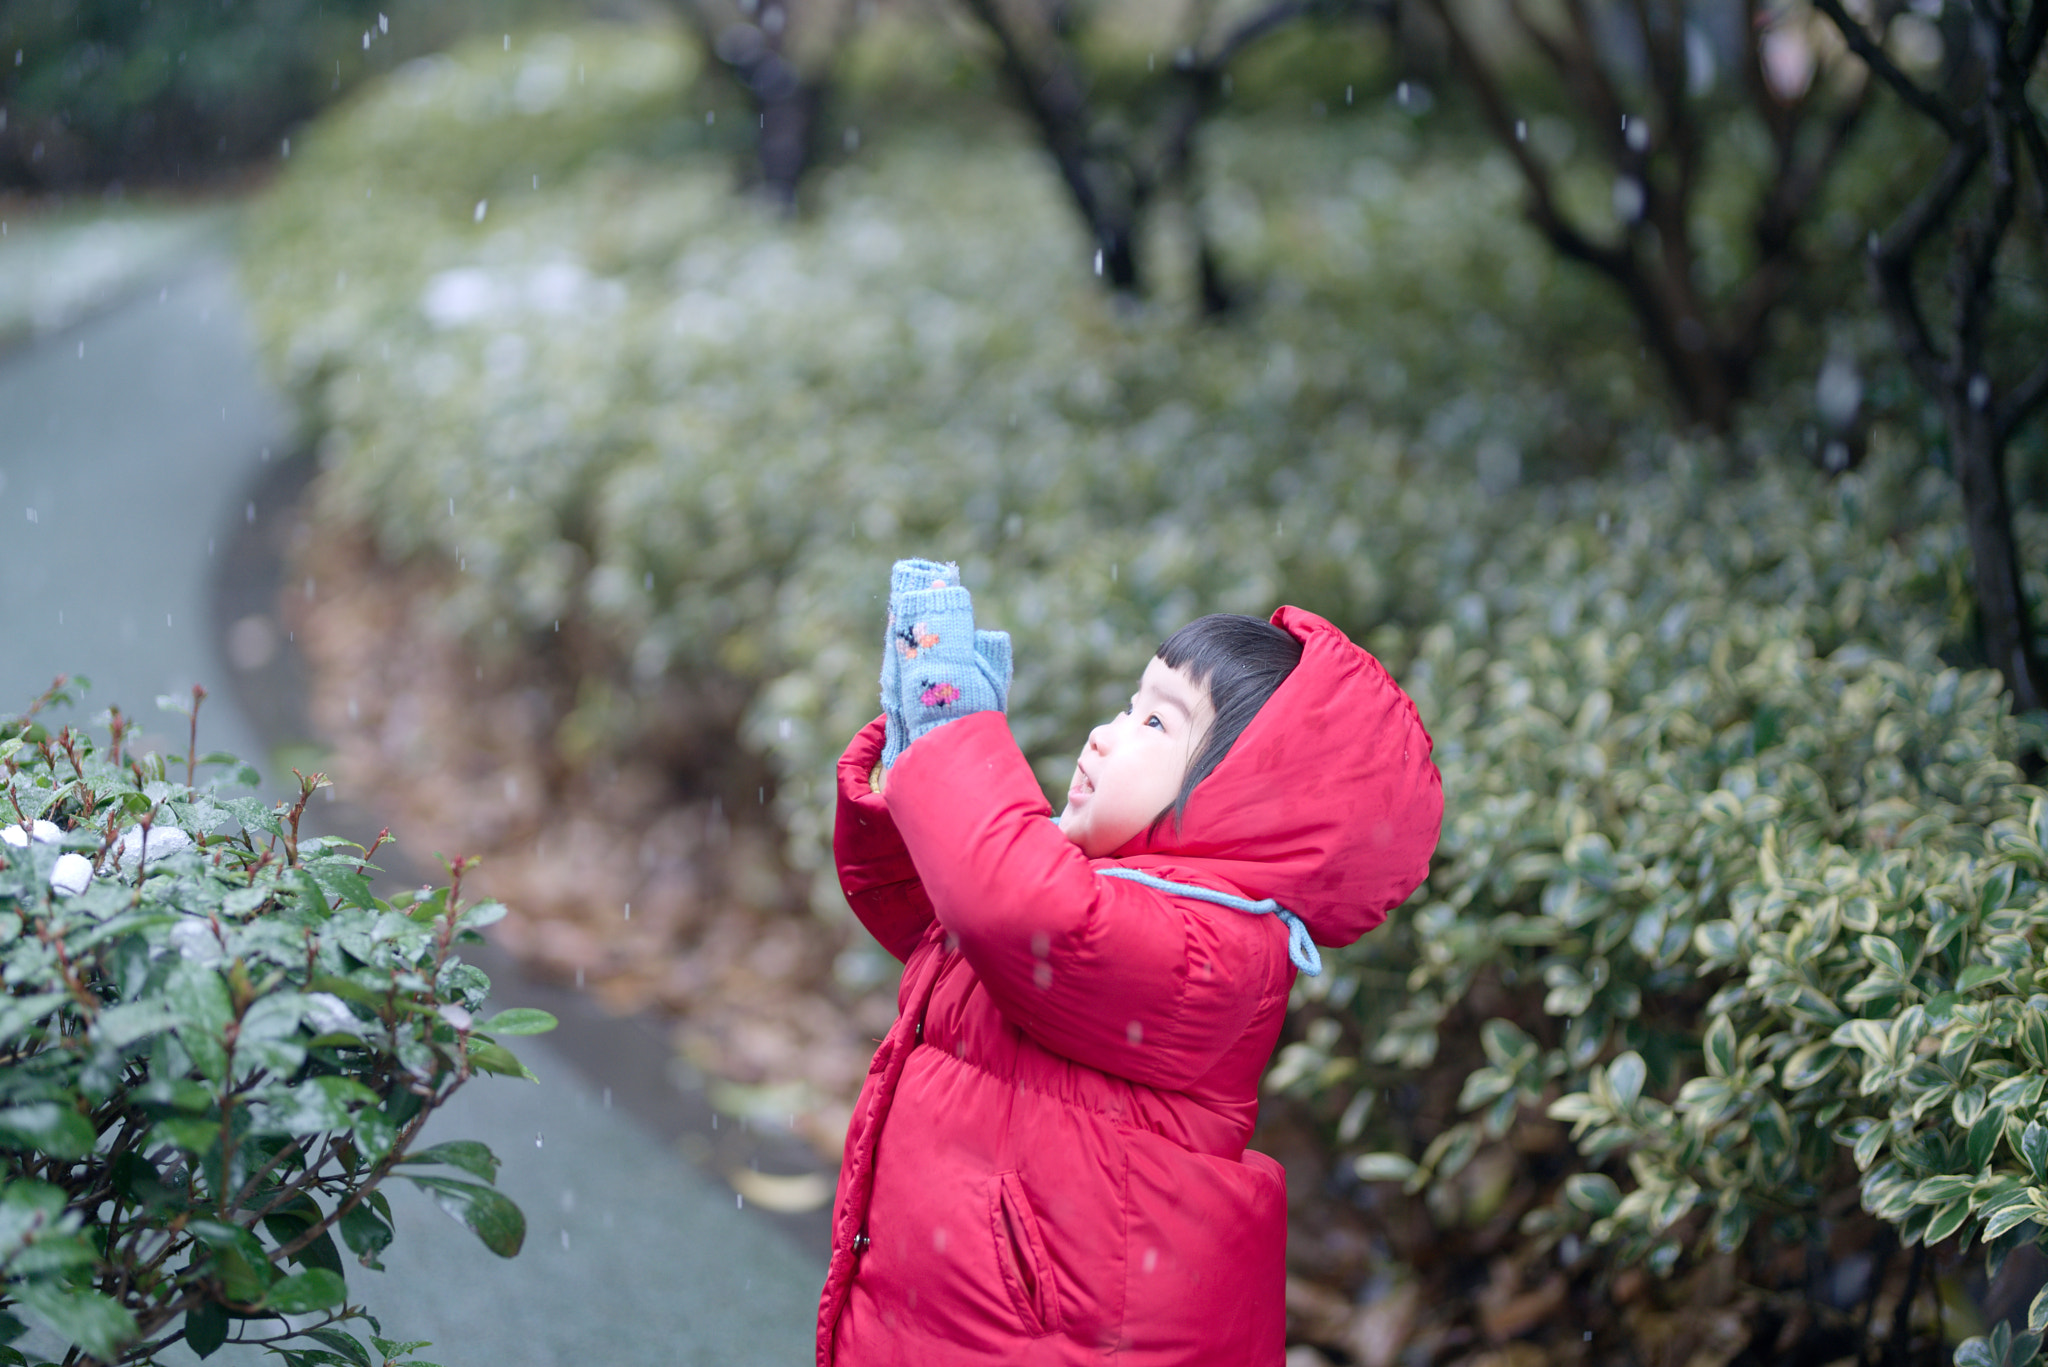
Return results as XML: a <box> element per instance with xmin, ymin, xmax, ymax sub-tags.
<box><xmin>974</xmin><ymin>629</ymin><xmax>1013</xmax><ymax>712</ymax></box>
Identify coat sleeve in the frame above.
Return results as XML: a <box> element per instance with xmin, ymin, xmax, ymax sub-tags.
<box><xmin>833</xmin><ymin>715</ymin><xmax>936</xmax><ymax>964</ymax></box>
<box><xmin>883</xmin><ymin>712</ymin><xmax>1288</xmax><ymax>1091</ymax></box>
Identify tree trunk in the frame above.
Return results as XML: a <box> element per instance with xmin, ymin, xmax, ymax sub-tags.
<box><xmin>957</xmin><ymin>0</ymin><xmax>1149</xmax><ymax>295</ymax></box>
<box><xmin>668</xmin><ymin>0</ymin><xmax>840</xmax><ymax>215</ymax></box>
<box><xmin>1948</xmin><ymin>396</ymin><xmax>2046</xmax><ymax>712</ymax></box>
<box><xmin>756</xmin><ymin>76</ymin><xmax>825</xmax><ymax>214</ymax></box>
<box><xmin>1097</xmin><ymin>223</ymin><xmax>1141</xmax><ymax>293</ymax></box>
<box><xmin>1642</xmin><ymin>306</ymin><xmax>1743</xmax><ymax>432</ymax></box>
<box><xmin>1814</xmin><ymin>0</ymin><xmax>2048</xmax><ymax>721</ymax></box>
<box><xmin>1196</xmin><ymin>239</ymin><xmax>1234</xmax><ymax>315</ymax></box>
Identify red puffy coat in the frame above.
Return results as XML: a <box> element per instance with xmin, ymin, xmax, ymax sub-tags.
<box><xmin>818</xmin><ymin>606</ymin><xmax>1442</xmax><ymax>1366</ymax></box>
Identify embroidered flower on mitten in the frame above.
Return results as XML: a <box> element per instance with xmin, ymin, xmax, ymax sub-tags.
<box><xmin>896</xmin><ymin>622</ymin><xmax>942</xmax><ymax>660</ymax></box>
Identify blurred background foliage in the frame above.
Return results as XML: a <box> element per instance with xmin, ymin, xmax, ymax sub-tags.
<box><xmin>7</xmin><ymin>0</ymin><xmax>2048</xmax><ymax>1357</ymax></box>
<box><xmin>0</xmin><ymin>0</ymin><xmax>560</xmax><ymax>188</ymax></box>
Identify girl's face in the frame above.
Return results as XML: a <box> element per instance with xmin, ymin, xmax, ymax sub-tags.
<box><xmin>1058</xmin><ymin>657</ymin><xmax>1215</xmax><ymax>858</ymax></box>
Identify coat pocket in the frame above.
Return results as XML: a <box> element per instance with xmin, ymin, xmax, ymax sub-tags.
<box><xmin>1121</xmin><ymin>1131</ymin><xmax>1288</xmax><ymax>1361</ymax></box>
<box><xmin>990</xmin><ymin>1170</ymin><xmax>1063</xmax><ymax>1337</ymax></box>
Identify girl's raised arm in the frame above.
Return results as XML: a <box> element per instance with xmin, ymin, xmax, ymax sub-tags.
<box><xmin>883</xmin><ymin>712</ymin><xmax>1290</xmax><ymax>1090</ymax></box>
<box><xmin>833</xmin><ymin>715</ymin><xmax>936</xmax><ymax>963</ymax></box>
<box><xmin>842</xmin><ymin>557</ymin><xmax>1014</xmax><ymax>961</ymax></box>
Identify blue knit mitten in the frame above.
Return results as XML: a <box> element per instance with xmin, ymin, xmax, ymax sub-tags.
<box><xmin>881</xmin><ymin>559</ymin><xmax>959</xmax><ymax>763</ymax></box>
<box><xmin>896</xmin><ymin>585</ymin><xmax>1005</xmax><ymax>744</ymax></box>
<box><xmin>883</xmin><ymin>583</ymin><xmax>1010</xmax><ymax>767</ymax></box>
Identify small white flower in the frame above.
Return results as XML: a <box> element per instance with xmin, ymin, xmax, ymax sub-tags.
<box><xmin>2</xmin><ymin>819</ymin><xmax>62</xmax><ymax>847</ymax></box>
<box><xmin>304</xmin><ymin>993</ymin><xmax>362</xmax><ymax>1037</ymax></box>
<box><xmin>168</xmin><ymin>919</ymin><xmax>226</xmax><ymax>968</ymax></box>
<box><xmin>114</xmin><ymin>825</ymin><xmax>194</xmax><ymax>872</ymax></box>
<box><xmin>49</xmin><ymin>853</ymin><xmax>94</xmax><ymax>897</ymax></box>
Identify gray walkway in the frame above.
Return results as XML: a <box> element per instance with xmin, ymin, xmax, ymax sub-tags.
<box><xmin>1</xmin><ymin>220</ymin><xmax>823</xmax><ymax>1366</ymax></box>
<box><xmin>0</xmin><ymin>250</ymin><xmax>279</xmax><ymax>773</ymax></box>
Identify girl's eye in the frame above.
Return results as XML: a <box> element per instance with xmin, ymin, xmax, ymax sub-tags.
<box><xmin>1146</xmin><ymin>715</ymin><xmax>1164</xmax><ymax>730</ymax></box>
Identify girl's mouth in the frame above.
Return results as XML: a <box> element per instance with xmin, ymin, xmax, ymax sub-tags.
<box><xmin>1067</xmin><ymin>768</ymin><xmax>1094</xmax><ymax>803</ymax></box>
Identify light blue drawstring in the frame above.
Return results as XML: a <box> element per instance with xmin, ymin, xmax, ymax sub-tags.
<box><xmin>1094</xmin><ymin>867</ymin><xmax>1323</xmax><ymax>977</ymax></box>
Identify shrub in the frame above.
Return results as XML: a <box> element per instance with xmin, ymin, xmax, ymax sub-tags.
<box><xmin>0</xmin><ymin>681</ymin><xmax>555</xmax><ymax>1367</ymax></box>
<box><xmin>1293</xmin><ymin>449</ymin><xmax>2048</xmax><ymax>1354</ymax></box>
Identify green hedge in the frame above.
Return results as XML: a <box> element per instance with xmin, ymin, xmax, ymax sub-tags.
<box><xmin>244</xmin><ymin>21</ymin><xmax>2048</xmax><ymax>1341</ymax></box>
<box><xmin>1289</xmin><ymin>447</ymin><xmax>2048</xmax><ymax>1281</ymax></box>
<box><xmin>243</xmin><ymin>23</ymin><xmax>1655</xmax><ymax>876</ymax></box>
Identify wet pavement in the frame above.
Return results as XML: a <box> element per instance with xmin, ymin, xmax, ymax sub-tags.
<box><xmin>0</xmin><ymin>250</ymin><xmax>283</xmax><ymax>774</ymax></box>
<box><xmin>0</xmin><ymin>218</ymin><xmax>824</xmax><ymax>1366</ymax></box>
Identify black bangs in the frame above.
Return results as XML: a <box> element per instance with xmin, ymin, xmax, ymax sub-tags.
<box><xmin>1155</xmin><ymin>614</ymin><xmax>1303</xmax><ymax>826</ymax></box>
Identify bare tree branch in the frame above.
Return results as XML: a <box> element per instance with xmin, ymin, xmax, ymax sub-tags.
<box><xmin>955</xmin><ymin>0</ymin><xmax>1143</xmax><ymax>287</ymax></box>
<box><xmin>1628</xmin><ymin>0</ymin><xmax>1689</xmax><ymax>173</ymax></box>
<box><xmin>222</xmin><ymin>1308</ymin><xmax>356</xmax><ymax>1347</ymax></box>
<box><xmin>1157</xmin><ymin>0</ymin><xmax>1326</xmax><ymax>185</ymax></box>
<box><xmin>1208</xmin><ymin>0</ymin><xmax>1325</xmax><ymax>65</ymax></box>
<box><xmin>952</xmin><ymin>0</ymin><xmax>1378</xmax><ymax>303</ymax></box>
<box><xmin>2015</xmin><ymin>0</ymin><xmax>2048</xmax><ymax>59</ymax></box>
<box><xmin>1620</xmin><ymin>0</ymin><xmax>1702</xmax><ymax>291</ymax></box>
<box><xmin>1715</xmin><ymin>78</ymin><xmax>1869</xmax><ymax>366</ymax></box>
<box><xmin>1811</xmin><ymin>0</ymin><xmax>1967</xmax><ymax>136</ymax></box>
<box><xmin>1162</xmin><ymin>0</ymin><xmax>1376</xmax><ymax>175</ymax></box>
<box><xmin>1950</xmin><ymin>113</ymin><xmax>2016</xmax><ymax>381</ymax></box>
<box><xmin>1502</xmin><ymin>0</ymin><xmax>1580</xmax><ymax>80</ymax></box>
<box><xmin>2014</xmin><ymin>95</ymin><xmax>2048</xmax><ymax>228</ymax></box>
<box><xmin>2020</xmin><ymin>0</ymin><xmax>2048</xmax><ymax>63</ymax></box>
<box><xmin>1868</xmin><ymin>133</ymin><xmax>1988</xmax><ymax>392</ymax></box>
<box><xmin>124</xmin><ymin>1327</ymin><xmax>190</xmax><ymax>1359</ymax></box>
<box><xmin>1994</xmin><ymin>0</ymin><xmax>2048</xmax><ymax>228</ymax></box>
<box><xmin>1431</xmin><ymin>0</ymin><xmax>1878</xmax><ymax>427</ymax></box>
<box><xmin>1756</xmin><ymin>80</ymin><xmax>1869</xmax><ymax>271</ymax></box>
<box><xmin>1557</xmin><ymin>0</ymin><xmax>1634</xmax><ymax>160</ymax></box>
<box><xmin>1999</xmin><ymin>354</ymin><xmax>2048</xmax><ymax>443</ymax></box>
<box><xmin>1433</xmin><ymin>0</ymin><xmax>1628</xmax><ymax>280</ymax></box>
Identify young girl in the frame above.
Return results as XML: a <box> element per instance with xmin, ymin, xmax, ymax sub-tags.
<box><xmin>818</xmin><ymin>561</ymin><xmax>1443</xmax><ymax>1366</ymax></box>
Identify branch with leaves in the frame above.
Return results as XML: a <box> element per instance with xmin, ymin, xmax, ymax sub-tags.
<box><xmin>0</xmin><ymin>684</ymin><xmax>558</xmax><ymax>1367</ymax></box>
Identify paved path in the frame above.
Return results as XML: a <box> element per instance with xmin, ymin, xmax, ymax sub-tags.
<box><xmin>0</xmin><ymin>251</ymin><xmax>281</xmax><ymax>771</ymax></box>
<box><xmin>0</xmin><ymin>226</ymin><xmax>823</xmax><ymax>1366</ymax></box>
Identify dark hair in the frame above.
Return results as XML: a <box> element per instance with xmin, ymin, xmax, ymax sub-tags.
<box><xmin>1155</xmin><ymin>614</ymin><xmax>1303</xmax><ymax>826</ymax></box>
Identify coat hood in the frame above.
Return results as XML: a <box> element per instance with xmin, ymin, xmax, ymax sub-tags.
<box><xmin>1113</xmin><ymin>606</ymin><xmax>1443</xmax><ymax>949</ymax></box>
